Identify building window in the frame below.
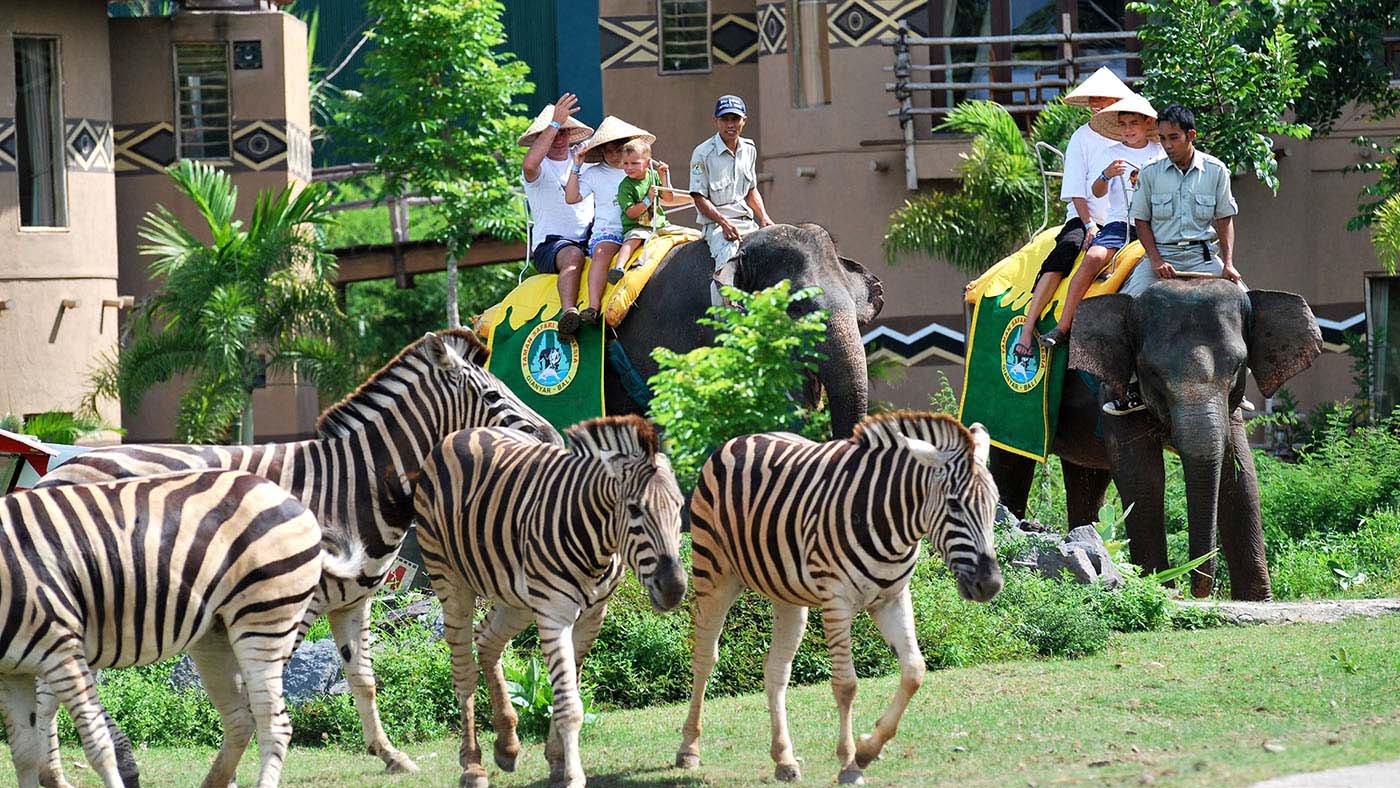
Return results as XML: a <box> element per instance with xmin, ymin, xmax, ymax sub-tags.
<box><xmin>174</xmin><ymin>42</ymin><xmax>231</xmax><ymax>160</ymax></box>
<box><xmin>13</xmin><ymin>36</ymin><xmax>67</xmax><ymax>228</ymax></box>
<box><xmin>658</xmin><ymin>0</ymin><xmax>711</xmax><ymax>74</ymax></box>
<box><xmin>787</xmin><ymin>0</ymin><xmax>831</xmax><ymax>107</ymax></box>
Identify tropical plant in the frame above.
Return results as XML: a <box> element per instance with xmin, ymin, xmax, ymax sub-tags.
<box><xmin>0</xmin><ymin>411</ymin><xmax>122</xmax><ymax>444</ymax></box>
<box><xmin>88</xmin><ymin>160</ymin><xmax>351</xmax><ymax>444</ymax></box>
<box><xmin>331</xmin><ymin>0</ymin><xmax>533</xmax><ymax>327</ymax></box>
<box><xmin>883</xmin><ymin>99</ymin><xmax>1089</xmax><ymax>274</ymax></box>
<box><xmin>503</xmin><ymin>654</ymin><xmax>598</xmax><ymax>742</ymax></box>
<box><xmin>648</xmin><ymin>281</ymin><xmax>830</xmax><ymax>491</ymax></box>
<box><xmin>1370</xmin><ymin>193</ymin><xmax>1400</xmax><ymax>275</ymax></box>
<box><xmin>1127</xmin><ymin>0</ymin><xmax>1311</xmax><ymax>193</ymax></box>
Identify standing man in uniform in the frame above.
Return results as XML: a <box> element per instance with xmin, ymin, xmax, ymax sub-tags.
<box><xmin>1107</xmin><ymin>103</ymin><xmax>1242</xmax><ymax>414</ymax></box>
<box><xmin>688</xmin><ymin>95</ymin><xmax>774</xmax><ymax>300</ymax></box>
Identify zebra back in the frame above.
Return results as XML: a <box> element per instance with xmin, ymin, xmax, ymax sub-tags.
<box><xmin>0</xmin><ymin>469</ymin><xmax>323</xmax><ymax>672</ymax></box>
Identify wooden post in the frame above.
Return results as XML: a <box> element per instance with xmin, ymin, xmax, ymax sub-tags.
<box><xmin>1061</xmin><ymin>13</ymin><xmax>1075</xmax><ymax>89</ymax></box>
<box><xmin>894</xmin><ymin>23</ymin><xmax>918</xmax><ymax>191</ymax></box>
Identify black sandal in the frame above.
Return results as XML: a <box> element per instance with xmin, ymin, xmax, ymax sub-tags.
<box><xmin>1012</xmin><ymin>335</ymin><xmax>1035</xmax><ymax>358</ymax></box>
<box><xmin>579</xmin><ymin>307</ymin><xmax>601</xmax><ymax>326</ymax></box>
<box><xmin>557</xmin><ymin>308</ymin><xmax>581</xmax><ymax>337</ymax></box>
<box><xmin>1038</xmin><ymin>327</ymin><xmax>1067</xmax><ymax>348</ymax></box>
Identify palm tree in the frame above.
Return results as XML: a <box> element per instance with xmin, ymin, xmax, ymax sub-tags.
<box><xmin>91</xmin><ymin>160</ymin><xmax>351</xmax><ymax>444</ymax></box>
<box><xmin>883</xmin><ymin>100</ymin><xmax>1088</xmax><ymax>275</ymax></box>
<box><xmin>1373</xmin><ymin>193</ymin><xmax>1400</xmax><ymax>275</ymax></box>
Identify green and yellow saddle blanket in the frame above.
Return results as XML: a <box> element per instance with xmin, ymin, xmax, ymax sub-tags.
<box><xmin>475</xmin><ymin>227</ymin><xmax>700</xmax><ymax>431</ymax></box>
<box><xmin>959</xmin><ymin>228</ymin><xmax>1145</xmax><ymax>461</ymax></box>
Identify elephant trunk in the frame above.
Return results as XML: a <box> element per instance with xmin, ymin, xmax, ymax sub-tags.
<box><xmin>819</xmin><ymin>310</ymin><xmax>870</xmax><ymax>439</ymax></box>
<box><xmin>1172</xmin><ymin>401</ymin><xmax>1230</xmax><ymax>598</ymax></box>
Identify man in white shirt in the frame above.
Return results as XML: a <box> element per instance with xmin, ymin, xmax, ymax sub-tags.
<box><xmin>522</xmin><ymin>93</ymin><xmax>596</xmax><ymax>337</ymax></box>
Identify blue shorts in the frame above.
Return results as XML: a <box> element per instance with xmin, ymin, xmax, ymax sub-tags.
<box><xmin>531</xmin><ymin>235</ymin><xmax>587</xmax><ymax>273</ymax></box>
<box><xmin>1091</xmin><ymin>221</ymin><xmax>1134</xmax><ymax>251</ymax></box>
<box><xmin>588</xmin><ymin>231</ymin><xmax>623</xmax><ymax>257</ymax></box>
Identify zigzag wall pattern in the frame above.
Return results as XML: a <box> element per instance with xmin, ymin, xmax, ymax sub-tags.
<box><xmin>113</xmin><ymin>119</ymin><xmax>313</xmax><ymax>178</ymax></box>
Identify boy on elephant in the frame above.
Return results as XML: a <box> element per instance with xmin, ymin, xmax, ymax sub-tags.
<box><xmin>1105</xmin><ymin>104</ymin><xmax>1242</xmax><ymax>415</ymax></box>
<box><xmin>1011</xmin><ymin>67</ymin><xmax>1133</xmax><ymax>358</ymax></box>
<box><xmin>688</xmin><ymin>95</ymin><xmax>774</xmax><ymax>301</ymax></box>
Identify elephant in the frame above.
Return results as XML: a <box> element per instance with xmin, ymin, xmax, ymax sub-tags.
<box><xmin>990</xmin><ymin>279</ymin><xmax>1321</xmax><ymax>600</ymax></box>
<box><xmin>604</xmin><ymin>222</ymin><xmax>885</xmax><ymax>438</ymax></box>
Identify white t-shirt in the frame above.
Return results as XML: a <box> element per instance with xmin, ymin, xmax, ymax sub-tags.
<box><xmin>525</xmin><ymin>155</ymin><xmax>593</xmax><ymax>253</ymax></box>
<box><xmin>576</xmin><ymin>163</ymin><xmax>627</xmax><ymax>236</ymax></box>
<box><xmin>1060</xmin><ymin>123</ymin><xmax>1115</xmax><ymax>226</ymax></box>
<box><xmin>1090</xmin><ymin>141</ymin><xmax>1164</xmax><ymax>225</ymax></box>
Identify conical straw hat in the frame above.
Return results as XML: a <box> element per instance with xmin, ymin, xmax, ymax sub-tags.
<box><xmin>1089</xmin><ymin>93</ymin><xmax>1158</xmax><ymax>142</ymax></box>
<box><xmin>1062</xmin><ymin>66</ymin><xmax>1134</xmax><ymax>107</ymax></box>
<box><xmin>579</xmin><ymin>116</ymin><xmax>656</xmax><ymax>163</ymax></box>
<box><xmin>517</xmin><ymin>105</ymin><xmax>594</xmax><ymax>147</ymax></box>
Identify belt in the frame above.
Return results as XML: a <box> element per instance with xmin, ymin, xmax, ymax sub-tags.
<box><xmin>1167</xmin><ymin>240</ymin><xmax>1212</xmax><ymax>262</ymax></box>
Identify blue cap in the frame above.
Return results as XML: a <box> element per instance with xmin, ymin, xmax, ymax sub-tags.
<box><xmin>714</xmin><ymin>95</ymin><xmax>748</xmax><ymax>118</ymax></box>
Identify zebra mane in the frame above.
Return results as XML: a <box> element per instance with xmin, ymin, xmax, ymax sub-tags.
<box><xmin>848</xmin><ymin>411</ymin><xmax>972</xmax><ymax>452</ymax></box>
<box><xmin>316</xmin><ymin>329</ymin><xmax>489</xmax><ymax>437</ymax></box>
<box><xmin>564</xmin><ymin>415</ymin><xmax>659</xmax><ymax>458</ymax></box>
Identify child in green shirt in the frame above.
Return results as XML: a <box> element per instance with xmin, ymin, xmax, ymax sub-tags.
<box><xmin>615</xmin><ymin>139</ymin><xmax>691</xmax><ymax>269</ymax></box>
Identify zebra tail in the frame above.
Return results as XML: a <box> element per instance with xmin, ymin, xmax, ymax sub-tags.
<box><xmin>321</xmin><ymin>530</ymin><xmax>369</xmax><ymax>583</ymax></box>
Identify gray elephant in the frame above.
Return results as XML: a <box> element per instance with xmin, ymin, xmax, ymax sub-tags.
<box><xmin>991</xmin><ymin>279</ymin><xmax>1321</xmax><ymax>600</ymax></box>
<box><xmin>605</xmin><ymin>223</ymin><xmax>884</xmax><ymax>438</ymax></box>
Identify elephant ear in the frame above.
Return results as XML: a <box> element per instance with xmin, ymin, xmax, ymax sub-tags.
<box><xmin>1246</xmin><ymin>290</ymin><xmax>1322</xmax><ymax>398</ymax></box>
<box><xmin>838</xmin><ymin>256</ymin><xmax>885</xmax><ymax>324</ymax></box>
<box><xmin>1068</xmin><ymin>294</ymin><xmax>1136</xmax><ymax>397</ymax></box>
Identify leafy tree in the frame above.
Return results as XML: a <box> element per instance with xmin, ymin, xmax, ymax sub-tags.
<box><xmin>648</xmin><ymin>282</ymin><xmax>830</xmax><ymax>491</ymax></box>
<box><xmin>1238</xmin><ymin>0</ymin><xmax>1400</xmax><ymax>136</ymax></box>
<box><xmin>331</xmin><ymin>0</ymin><xmax>532</xmax><ymax>327</ymax></box>
<box><xmin>1128</xmin><ymin>0</ymin><xmax>1310</xmax><ymax>193</ymax></box>
<box><xmin>883</xmin><ymin>100</ymin><xmax>1088</xmax><ymax>274</ymax></box>
<box><xmin>90</xmin><ymin>160</ymin><xmax>349</xmax><ymax>444</ymax></box>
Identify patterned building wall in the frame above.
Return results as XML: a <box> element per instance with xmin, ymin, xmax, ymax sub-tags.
<box><xmin>111</xmin><ymin>120</ymin><xmax>312</xmax><ymax>181</ymax></box>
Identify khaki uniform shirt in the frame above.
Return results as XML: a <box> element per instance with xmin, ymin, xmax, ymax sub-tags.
<box><xmin>688</xmin><ymin>133</ymin><xmax>758</xmax><ymax>226</ymax></box>
<box><xmin>1128</xmin><ymin>149</ymin><xmax>1237</xmax><ymax>244</ymax></box>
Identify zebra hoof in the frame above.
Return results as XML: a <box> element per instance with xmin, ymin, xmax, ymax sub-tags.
<box><xmin>458</xmin><ymin>771</ymin><xmax>489</xmax><ymax>788</ymax></box>
<box><xmin>676</xmin><ymin>752</ymin><xmax>701</xmax><ymax>769</ymax></box>
<box><xmin>774</xmin><ymin>762</ymin><xmax>803</xmax><ymax>782</ymax></box>
<box><xmin>385</xmin><ymin>752</ymin><xmax>420</xmax><ymax>774</ymax></box>
<box><xmin>855</xmin><ymin>734</ymin><xmax>881</xmax><ymax>768</ymax></box>
<box><xmin>838</xmin><ymin>768</ymin><xmax>865</xmax><ymax>785</ymax></box>
<box><xmin>493</xmin><ymin>751</ymin><xmax>518</xmax><ymax>772</ymax></box>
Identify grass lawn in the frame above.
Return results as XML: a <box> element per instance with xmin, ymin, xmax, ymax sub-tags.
<box><xmin>19</xmin><ymin>615</ymin><xmax>1400</xmax><ymax>787</ymax></box>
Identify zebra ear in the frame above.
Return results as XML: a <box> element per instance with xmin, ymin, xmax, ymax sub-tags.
<box><xmin>903</xmin><ymin>437</ymin><xmax>953</xmax><ymax>469</ymax></box>
<box><xmin>596</xmin><ymin>449</ymin><xmax>628</xmax><ymax>480</ymax></box>
<box><xmin>967</xmin><ymin>423</ymin><xmax>990</xmax><ymax>466</ymax></box>
<box><xmin>421</xmin><ymin>332</ymin><xmax>454</xmax><ymax>369</ymax></box>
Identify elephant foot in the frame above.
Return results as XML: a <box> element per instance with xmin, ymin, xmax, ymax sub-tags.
<box><xmin>1190</xmin><ymin>574</ymin><xmax>1214</xmax><ymax>599</ymax></box>
<box><xmin>774</xmin><ymin>762</ymin><xmax>803</xmax><ymax>782</ymax></box>
<box><xmin>855</xmin><ymin>734</ymin><xmax>883</xmax><ymax>769</ymax></box>
<box><xmin>676</xmin><ymin>752</ymin><xmax>701</xmax><ymax>770</ymax></box>
<box><xmin>383</xmin><ymin>750</ymin><xmax>420</xmax><ymax>775</ymax></box>
<box><xmin>838</xmin><ymin>766</ymin><xmax>865</xmax><ymax>785</ymax></box>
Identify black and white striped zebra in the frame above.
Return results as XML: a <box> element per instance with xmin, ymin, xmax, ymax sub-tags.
<box><xmin>677</xmin><ymin>412</ymin><xmax>1003</xmax><ymax>785</ymax></box>
<box><xmin>34</xmin><ymin>329</ymin><xmax>561</xmax><ymax>779</ymax></box>
<box><xmin>0</xmin><ymin>469</ymin><xmax>351</xmax><ymax>788</ymax></box>
<box><xmin>412</xmin><ymin>416</ymin><xmax>688</xmax><ymax>788</ymax></box>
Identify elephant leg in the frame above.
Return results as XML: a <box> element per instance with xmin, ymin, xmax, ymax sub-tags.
<box><xmin>989</xmin><ymin>446</ymin><xmax>1036</xmax><ymax>520</ymax></box>
<box><xmin>1218</xmin><ymin>414</ymin><xmax>1271</xmax><ymax>601</ymax></box>
<box><xmin>1062</xmin><ymin>460</ymin><xmax>1112</xmax><ymax>530</ymax></box>
<box><xmin>1104</xmin><ymin>418</ymin><xmax>1168</xmax><ymax>574</ymax></box>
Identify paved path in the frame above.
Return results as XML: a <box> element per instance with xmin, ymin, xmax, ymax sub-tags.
<box><xmin>1251</xmin><ymin>760</ymin><xmax>1400</xmax><ymax>787</ymax></box>
<box><xmin>1177</xmin><ymin>597</ymin><xmax>1400</xmax><ymax>626</ymax></box>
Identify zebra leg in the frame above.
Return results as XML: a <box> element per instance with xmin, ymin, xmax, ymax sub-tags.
<box><xmin>328</xmin><ymin>598</ymin><xmax>420</xmax><ymax>774</ymax></box>
<box><xmin>41</xmin><ymin>650</ymin><xmax>123</xmax><ymax>788</ymax></box>
<box><xmin>821</xmin><ymin>599</ymin><xmax>864</xmax><ymax>786</ymax></box>
<box><xmin>187</xmin><ymin>629</ymin><xmax>255</xmax><ymax>788</ymax></box>
<box><xmin>2</xmin><ymin>674</ymin><xmax>48</xmax><ymax>788</ymax></box>
<box><xmin>542</xmin><ymin>598</ymin><xmax>610</xmax><ymax>772</ymax></box>
<box><xmin>676</xmin><ymin>572</ymin><xmax>744</xmax><ymax>770</ymax></box>
<box><xmin>854</xmin><ymin>588</ymin><xmax>925</xmax><ymax>770</ymax></box>
<box><xmin>766</xmin><ymin>603</ymin><xmax>809</xmax><ymax>782</ymax></box>
<box><xmin>438</xmin><ymin>588</ymin><xmax>488</xmax><ymax>788</ymax></box>
<box><xmin>34</xmin><ymin>679</ymin><xmax>134</xmax><ymax>788</ymax></box>
<box><xmin>475</xmin><ymin>604</ymin><xmax>533</xmax><ymax>772</ymax></box>
<box><xmin>228</xmin><ymin>630</ymin><xmax>295</xmax><ymax>788</ymax></box>
<box><xmin>537</xmin><ymin>617</ymin><xmax>584</xmax><ymax>788</ymax></box>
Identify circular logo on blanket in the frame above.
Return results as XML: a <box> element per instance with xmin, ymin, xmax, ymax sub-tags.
<box><xmin>521</xmin><ymin>322</ymin><xmax>579</xmax><ymax>396</ymax></box>
<box><xmin>1000</xmin><ymin>317</ymin><xmax>1047</xmax><ymax>393</ymax></box>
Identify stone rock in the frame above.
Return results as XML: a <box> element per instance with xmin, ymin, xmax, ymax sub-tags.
<box><xmin>167</xmin><ymin>655</ymin><xmax>203</xmax><ymax>693</ymax></box>
<box><xmin>282</xmin><ymin>639</ymin><xmax>345</xmax><ymax>705</ymax></box>
<box><xmin>328</xmin><ymin>679</ymin><xmax>350</xmax><ymax>697</ymax></box>
<box><xmin>1001</xmin><ymin>521</ymin><xmax>1125</xmax><ymax>589</ymax></box>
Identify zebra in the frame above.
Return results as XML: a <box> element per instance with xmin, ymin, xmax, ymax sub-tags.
<box><xmin>33</xmin><ymin>329</ymin><xmax>562</xmax><ymax>781</ymax></box>
<box><xmin>411</xmin><ymin>415</ymin><xmax>688</xmax><ymax>788</ymax></box>
<box><xmin>0</xmin><ymin>469</ymin><xmax>353</xmax><ymax>788</ymax></box>
<box><xmin>676</xmin><ymin>412</ymin><xmax>1003</xmax><ymax>785</ymax></box>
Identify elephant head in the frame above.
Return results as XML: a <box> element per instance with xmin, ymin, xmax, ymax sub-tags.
<box><xmin>729</xmin><ymin>224</ymin><xmax>885</xmax><ymax>438</ymax></box>
<box><xmin>1069</xmin><ymin>280</ymin><xmax>1322</xmax><ymax>596</ymax></box>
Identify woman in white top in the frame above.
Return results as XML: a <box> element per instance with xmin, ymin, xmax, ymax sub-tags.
<box><xmin>1038</xmin><ymin>93</ymin><xmax>1163</xmax><ymax>348</ymax></box>
<box><xmin>564</xmin><ymin>116</ymin><xmax>655</xmax><ymax>326</ymax></box>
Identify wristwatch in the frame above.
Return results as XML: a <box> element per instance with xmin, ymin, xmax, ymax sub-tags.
<box><xmin>1098</xmin><ymin>172</ymin><xmax>1111</xmax><ymax>183</ymax></box>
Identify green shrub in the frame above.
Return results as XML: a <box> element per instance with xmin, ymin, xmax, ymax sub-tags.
<box><xmin>908</xmin><ymin>561</ymin><xmax>1034</xmax><ymax>667</ymax></box>
<box><xmin>1170</xmin><ymin>604</ymin><xmax>1230</xmax><ymax>630</ymax></box>
<box><xmin>991</xmin><ymin>570</ymin><xmax>1111</xmax><ymax>658</ymax></box>
<box><xmin>1269</xmin><ymin>506</ymin><xmax>1400</xmax><ymax>599</ymax></box>
<box><xmin>56</xmin><ymin>661</ymin><xmax>223</xmax><ymax>748</ymax></box>
<box><xmin>1095</xmin><ymin>573</ymin><xmax>1171</xmax><ymax>633</ymax></box>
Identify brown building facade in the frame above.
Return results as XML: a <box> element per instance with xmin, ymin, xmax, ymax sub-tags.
<box><xmin>1</xmin><ymin>0</ymin><xmax>313</xmax><ymax>442</ymax></box>
<box><xmin>594</xmin><ymin>0</ymin><xmax>1398</xmax><ymax>414</ymax></box>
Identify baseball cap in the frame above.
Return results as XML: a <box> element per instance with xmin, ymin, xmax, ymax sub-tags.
<box><xmin>714</xmin><ymin>95</ymin><xmax>748</xmax><ymax>118</ymax></box>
